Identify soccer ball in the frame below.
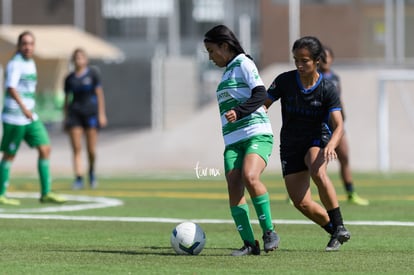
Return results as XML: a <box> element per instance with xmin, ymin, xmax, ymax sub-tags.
<box><xmin>170</xmin><ymin>222</ymin><xmax>206</xmax><ymax>255</ymax></box>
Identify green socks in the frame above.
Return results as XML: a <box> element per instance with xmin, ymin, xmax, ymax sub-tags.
<box><xmin>0</xmin><ymin>160</ymin><xmax>11</xmax><ymax>196</ymax></box>
<box><xmin>231</xmin><ymin>193</ymin><xmax>275</xmax><ymax>243</ymax></box>
<box><xmin>231</xmin><ymin>204</ymin><xmax>255</xmax><ymax>244</ymax></box>
<box><xmin>38</xmin><ymin>159</ymin><xmax>51</xmax><ymax>196</ymax></box>
<box><xmin>252</xmin><ymin>192</ymin><xmax>274</xmax><ymax>233</ymax></box>
<box><xmin>0</xmin><ymin>159</ymin><xmax>52</xmax><ymax>196</ymax></box>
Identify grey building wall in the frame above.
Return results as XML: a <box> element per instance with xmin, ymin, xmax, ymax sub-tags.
<box><xmin>0</xmin><ymin>0</ymin><xmax>104</xmax><ymax>35</ymax></box>
<box><xmin>93</xmin><ymin>59</ymin><xmax>152</xmax><ymax>129</ymax></box>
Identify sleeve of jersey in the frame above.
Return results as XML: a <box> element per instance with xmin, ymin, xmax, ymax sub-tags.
<box><xmin>239</xmin><ymin>58</ymin><xmax>264</xmax><ymax>89</ymax></box>
<box><xmin>91</xmin><ymin>67</ymin><xmax>102</xmax><ymax>88</ymax></box>
<box><xmin>5</xmin><ymin>61</ymin><xmax>21</xmax><ymax>89</ymax></box>
<box><xmin>231</xmin><ymin>60</ymin><xmax>266</xmax><ymax>119</ymax></box>
<box><xmin>335</xmin><ymin>74</ymin><xmax>342</xmax><ymax>95</ymax></box>
<box><xmin>232</xmin><ymin>86</ymin><xmax>267</xmax><ymax>119</ymax></box>
<box><xmin>326</xmin><ymin>82</ymin><xmax>342</xmax><ymax>112</ymax></box>
<box><xmin>266</xmin><ymin>75</ymin><xmax>283</xmax><ymax>102</ymax></box>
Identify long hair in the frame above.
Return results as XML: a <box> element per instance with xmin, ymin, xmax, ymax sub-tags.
<box><xmin>204</xmin><ymin>25</ymin><xmax>249</xmax><ymax>58</ymax></box>
<box><xmin>292</xmin><ymin>36</ymin><xmax>323</xmax><ymax>62</ymax></box>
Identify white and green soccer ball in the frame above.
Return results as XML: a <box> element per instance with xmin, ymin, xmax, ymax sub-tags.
<box><xmin>170</xmin><ymin>222</ymin><xmax>206</xmax><ymax>255</ymax></box>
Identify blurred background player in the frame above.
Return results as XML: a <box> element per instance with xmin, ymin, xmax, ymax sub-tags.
<box><xmin>204</xmin><ymin>24</ymin><xmax>280</xmax><ymax>256</ymax></box>
<box><xmin>0</xmin><ymin>31</ymin><xmax>66</xmax><ymax>205</ymax></box>
<box><xmin>63</xmin><ymin>48</ymin><xmax>107</xmax><ymax>190</ymax></box>
<box><xmin>319</xmin><ymin>46</ymin><xmax>369</xmax><ymax>206</ymax></box>
<box><xmin>265</xmin><ymin>36</ymin><xmax>350</xmax><ymax>251</ymax></box>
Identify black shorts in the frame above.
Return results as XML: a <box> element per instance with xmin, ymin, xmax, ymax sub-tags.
<box><xmin>65</xmin><ymin>111</ymin><xmax>99</xmax><ymax>129</ymax></box>
<box><xmin>279</xmin><ymin>134</ymin><xmax>330</xmax><ymax>177</ymax></box>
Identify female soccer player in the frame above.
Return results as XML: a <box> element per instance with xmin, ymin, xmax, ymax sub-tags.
<box><xmin>0</xmin><ymin>31</ymin><xmax>66</xmax><ymax>205</ymax></box>
<box><xmin>63</xmin><ymin>48</ymin><xmax>107</xmax><ymax>189</ymax></box>
<box><xmin>204</xmin><ymin>25</ymin><xmax>279</xmax><ymax>256</ymax></box>
<box><xmin>319</xmin><ymin>46</ymin><xmax>369</xmax><ymax>206</ymax></box>
<box><xmin>265</xmin><ymin>36</ymin><xmax>350</xmax><ymax>251</ymax></box>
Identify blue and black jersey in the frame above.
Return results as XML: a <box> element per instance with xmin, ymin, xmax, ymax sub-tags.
<box><xmin>64</xmin><ymin>67</ymin><xmax>101</xmax><ymax>116</ymax></box>
<box><xmin>322</xmin><ymin>71</ymin><xmax>341</xmax><ymax>96</ymax></box>
<box><xmin>323</xmin><ymin>70</ymin><xmax>346</xmax><ymax>121</ymax></box>
<box><xmin>267</xmin><ymin>70</ymin><xmax>342</xmax><ymax>176</ymax></box>
<box><xmin>267</xmin><ymin>70</ymin><xmax>341</xmax><ymax>146</ymax></box>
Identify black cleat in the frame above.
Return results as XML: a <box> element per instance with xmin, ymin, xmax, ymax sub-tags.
<box><xmin>325</xmin><ymin>225</ymin><xmax>351</xmax><ymax>252</ymax></box>
<box><xmin>231</xmin><ymin>240</ymin><xmax>261</xmax><ymax>256</ymax></box>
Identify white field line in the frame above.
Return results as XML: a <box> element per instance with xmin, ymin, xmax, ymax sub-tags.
<box><xmin>0</xmin><ymin>214</ymin><xmax>413</xmax><ymax>227</ymax></box>
<box><xmin>1</xmin><ymin>192</ymin><xmax>123</xmax><ymax>213</ymax></box>
<box><xmin>1</xmin><ymin>192</ymin><xmax>413</xmax><ymax>226</ymax></box>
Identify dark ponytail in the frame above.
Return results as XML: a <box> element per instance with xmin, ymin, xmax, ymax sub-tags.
<box><xmin>204</xmin><ymin>25</ymin><xmax>252</xmax><ymax>59</ymax></box>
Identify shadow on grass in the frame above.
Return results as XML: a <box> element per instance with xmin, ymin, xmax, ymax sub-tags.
<box><xmin>50</xmin><ymin>247</ymin><xmax>172</xmax><ymax>256</ymax></box>
<box><xmin>51</xmin><ymin>246</ymin><xmax>239</xmax><ymax>256</ymax></box>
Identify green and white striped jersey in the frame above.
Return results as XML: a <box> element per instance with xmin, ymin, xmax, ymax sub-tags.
<box><xmin>216</xmin><ymin>54</ymin><xmax>273</xmax><ymax>146</ymax></box>
<box><xmin>2</xmin><ymin>53</ymin><xmax>38</xmax><ymax>125</ymax></box>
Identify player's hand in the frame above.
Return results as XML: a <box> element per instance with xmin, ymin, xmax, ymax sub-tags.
<box><xmin>324</xmin><ymin>144</ymin><xmax>337</xmax><ymax>162</ymax></box>
<box><xmin>99</xmin><ymin>114</ymin><xmax>108</xmax><ymax>128</ymax></box>
<box><xmin>22</xmin><ymin>108</ymin><xmax>33</xmax><ymax>120</ymax></box>
<box><xmin>225</xmin><ymin>110</ymin><xmax>237</xmax><ymax>123</ymax></box>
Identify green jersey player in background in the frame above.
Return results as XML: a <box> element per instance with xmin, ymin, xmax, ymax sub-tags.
<box><xmin>0</xmin><ymin>31</ymin><xmax>66</xmax><ymax>205</ymax></box>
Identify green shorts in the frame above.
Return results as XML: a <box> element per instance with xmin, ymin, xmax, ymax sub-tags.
<box><xmin>224</xmin><ymin>135</ymin><xmax>273</xmax><ymax>173</ymax></box>
<box><xmin>0</xmin><ymin>120</ymin><xmax>50</xmax><ymax>155</ymax></box>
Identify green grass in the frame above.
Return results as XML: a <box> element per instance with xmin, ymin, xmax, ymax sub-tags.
<box><xmin>0</xmin><ymin>172</ymin><xmax>413</xmax><ymax>274</ymax></box>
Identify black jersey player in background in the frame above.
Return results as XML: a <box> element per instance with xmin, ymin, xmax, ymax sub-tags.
<box><xmin>319</xmin><ymin>46</ymin><xmax>369</xmax><ymax>206</ymax></box>
<box><xmin>265</xmin><ymin>36</ymin><xmax>350</xmax><ymax>251</ymax></box>
<box><xmin>63</xmin><ymin>48</ymin><xmax>107</xmax><ymax>190</ymax></box>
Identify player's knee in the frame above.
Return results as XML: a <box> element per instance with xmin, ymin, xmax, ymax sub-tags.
<box><xmin>242</xmin><ymin>170</ymin><xmax>260</xmax><ymax>188</ymax></box>
<box><xmin>294</xmin><ymin>198</ymin><xmax>311</xmax><ymax>213</ymax></box>
<box><xmin>309</xmin><ymin>167</ymin><xmax>324</xmax><ymax>180</ymax></box>
<box><xmin>38</xmin><ymin>145</ymin><xmax>51</xmax><ymax>158</ymax></box>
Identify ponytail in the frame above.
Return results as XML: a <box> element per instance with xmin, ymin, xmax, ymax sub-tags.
<box><xmin>204</xmin><ymin>25</ymin><xmax>252</xmax><ymax>60</ymax></box>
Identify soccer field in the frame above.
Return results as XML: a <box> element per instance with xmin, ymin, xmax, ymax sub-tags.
<box><xmin>0</xmin><ymin>173</ymin><xmax>413</xmax><ymax>274</ymax></box>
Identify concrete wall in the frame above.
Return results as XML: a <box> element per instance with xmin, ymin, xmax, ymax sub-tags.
<box><xmin>162</xmin><ymin>56</ymin><xmax>198</xmax><ymax>129</ymax></box>
<box><xmin>94</xmin><ymin>59</ymin><xmax>152</xmax><ymax>129</ymax></box>
<box><xmin>94</xmin><ymin>56</ymin><xmax>199</xmax><ymax>130</ymax></box>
